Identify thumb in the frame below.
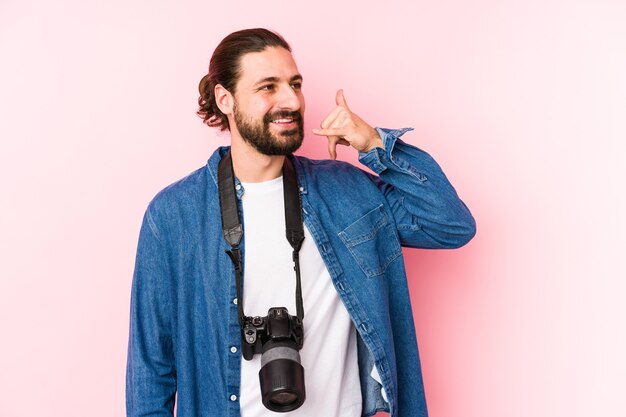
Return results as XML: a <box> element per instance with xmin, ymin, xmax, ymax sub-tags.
<box><xmin>336</xmin><ymin>89</ymin><xmax>350</xmax><ymax>110</ymax></box>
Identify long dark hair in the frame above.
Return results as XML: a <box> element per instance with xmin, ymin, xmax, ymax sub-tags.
<box><xmin>197</xmin><ymin>28</ymin><xmax>291</xmax><ymax>131</ymax></box>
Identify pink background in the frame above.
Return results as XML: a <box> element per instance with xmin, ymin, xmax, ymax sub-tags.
<box><xmin>1</xmin><ymin>1</ymin><xmax>625</xmax><ymax>416</ymax></box>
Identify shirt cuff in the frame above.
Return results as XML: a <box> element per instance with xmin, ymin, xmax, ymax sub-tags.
<box><xmin>358</xmin><ymin>127</ymin><xmax>414</xmax><ymax>174</ymax></box>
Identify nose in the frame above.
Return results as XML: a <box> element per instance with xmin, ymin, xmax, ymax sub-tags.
<box><xmin>277</xmin><ymin>84</ymin><xmax>302</xmax><ymax>111</ymax></box>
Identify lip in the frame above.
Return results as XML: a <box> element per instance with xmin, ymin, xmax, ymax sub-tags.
<box><xmin>271</xmin><ymin>120</ymin><xmax>298</xmax><ymax>128</ymax></box>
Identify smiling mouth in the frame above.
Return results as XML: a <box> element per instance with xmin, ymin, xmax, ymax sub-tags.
<box><xmin>266</xmin><ymin>111</ymin><xmax>301</xmax><ymax>125</ymax></box>
<box><xmin>272</xmin><ymin>118</ymin><xmax>295</xmax><ymax>125</ymax></box>
<box><xmin>269</xmin><ymin>115</ymin><xmax>302</xmax><ymax>131</ymax></box>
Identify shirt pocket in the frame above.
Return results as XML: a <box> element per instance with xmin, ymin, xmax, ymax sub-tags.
<box><xmin>338</xmin><ymin>204</ymin><xmax>402</xmax><ymax>278</ymax></box>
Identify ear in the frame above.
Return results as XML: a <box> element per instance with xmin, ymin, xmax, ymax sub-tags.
<box><xmin>214</xmin><ymin>84</ymin><xmax>234</xmax><ymax>115</ymax></box>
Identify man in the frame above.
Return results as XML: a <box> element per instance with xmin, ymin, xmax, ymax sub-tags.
<box><xmin>126</xmin><ymin>28</ymin><xmax>475</xmax><ymax>417</ymax></box>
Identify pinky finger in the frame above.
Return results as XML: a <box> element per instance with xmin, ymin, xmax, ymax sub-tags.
<box><xmin>328</xmin><ymin>136</ymin><xmax>340</xmax><ymax>160</ymax></box>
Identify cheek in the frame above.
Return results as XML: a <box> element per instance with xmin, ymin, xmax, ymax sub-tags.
<box><xmin>252</xmin><ymin>99</ymin><xmax>274</xmax><ymax>116</ymax></box>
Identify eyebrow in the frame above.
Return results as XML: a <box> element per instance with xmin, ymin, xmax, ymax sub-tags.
<box><xmin>254</xmin><ymin>74</ymin><xmax>303</xmax><ymax>86</ymax></box>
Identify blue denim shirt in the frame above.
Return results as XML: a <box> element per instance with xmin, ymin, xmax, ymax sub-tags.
<box><xmin>126</xmin><ymin>128</ymin><xmax>476</xmax><ymax>417</ymax></box>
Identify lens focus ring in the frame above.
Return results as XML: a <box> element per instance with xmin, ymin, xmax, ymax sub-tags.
<box><xmin>260</xmin><ymin>346</ymin><xmax>301</xmax><ymax>367</ymax></box>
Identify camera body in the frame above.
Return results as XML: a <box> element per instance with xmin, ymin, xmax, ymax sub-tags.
<box><xmin>241</xmin><ymin>307</ymin><xmax>306</xmax><ymax>412</ymax></box>
<box><xmin>241</xmin><ymin>307</ymin><xmax>304</xmax><ymax>360</ymax></box>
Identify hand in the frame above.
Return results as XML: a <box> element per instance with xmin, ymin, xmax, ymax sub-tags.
<box><xmin>312</xmin><ymin>89</ymin><xmax>383</xmax><ymax>160</ymax></box>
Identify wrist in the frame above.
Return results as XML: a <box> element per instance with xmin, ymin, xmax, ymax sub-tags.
<box><xmin>361</xmin><ymin>129</ymin><xmax>383</xmax><ymax>152</ymax></box>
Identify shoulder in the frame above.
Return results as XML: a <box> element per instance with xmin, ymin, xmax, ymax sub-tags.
<box><xmin>146</xmin><ymin>165</ymin><xmax>212</xmax><ymax>221</ymax></box>
<box><xmin>293</xmin><ymin>154</ymin><xmax>367</xmax><ymax>178</ymax></box>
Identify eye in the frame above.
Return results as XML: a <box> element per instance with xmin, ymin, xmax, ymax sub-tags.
<box><xmin>291</xmin><ymin>82</ymin><xmax>302</xmax><ymax>90</ymax></box>
<box><xmin>259</xmin><ymin>84</ymin><xmax>275</xmax><ymax>92</ymax></box>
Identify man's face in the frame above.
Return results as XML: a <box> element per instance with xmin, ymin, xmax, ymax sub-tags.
<box><xmin>230</xmin><ymin>47</ymin><xmax>305</xmax><ymax>156</ymax></box>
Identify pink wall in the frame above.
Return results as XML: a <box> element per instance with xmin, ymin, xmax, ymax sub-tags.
<box><xmin>1</xmin><ymin>1</ymin><xmax>625</xmax><ymax>416</ymax></box>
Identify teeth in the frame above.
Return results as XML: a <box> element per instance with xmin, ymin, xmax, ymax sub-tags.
<box><xmin>273</xmin><ymin>118</ymin><xmax>293</xmax><ymax>123</ymax></box>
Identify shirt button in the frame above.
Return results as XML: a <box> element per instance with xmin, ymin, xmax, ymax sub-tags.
<box><xmin>299</xmin><ymin>186</ymin><xmax>304</xmax><ymax>192</ymax></box>
<box><xmin>233</xmin><ymin>298</ymin><xmax>238</xmax><ymax>305</ymax></box>
<box><xmin>230</xmin><ymin>346</ymin><xmax>237</xmax><ymax>353</ymax></box>
<box><xmin>230</xmin><ymin>394</ymin><xmax>237</xmax><ymax>401</ymax></box>
<box><xmin>235</xmin><ymin>184</ymin><xmax>242</xmax><ymax>190</ymax></box>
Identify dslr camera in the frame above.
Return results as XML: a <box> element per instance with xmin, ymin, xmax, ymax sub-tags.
<box><xmin>241</xmin><ymin>307</ymin><xmax>305</xmax><ymax>412</ymax></box>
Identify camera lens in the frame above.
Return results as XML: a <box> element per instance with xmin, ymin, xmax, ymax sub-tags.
<box><xmin>259</xmin><ymin>345</ymin><xmax>305</xmax><ymax>412</ymax></box>
<box><xmin>271</xmin><ymin>391</ymin><xmax>298</xmax><ymax>405</ymax></box>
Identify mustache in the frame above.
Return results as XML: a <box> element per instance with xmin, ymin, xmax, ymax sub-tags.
<box><xmin>263</xmin><ymin>110</ymin><xmax>303</xmax><ymax>123</ymax></box>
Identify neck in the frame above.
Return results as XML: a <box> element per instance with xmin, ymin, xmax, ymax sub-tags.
<box><xmin>230</xmin><ymin>135</ymin><xmax>285</xmax><ymax>183</ymax></box>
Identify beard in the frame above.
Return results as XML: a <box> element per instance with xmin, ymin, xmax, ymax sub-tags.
<box><xmin>233</xmin><ymin>102</ymin><xmax>304</xmax><ymax>156</ymax></box>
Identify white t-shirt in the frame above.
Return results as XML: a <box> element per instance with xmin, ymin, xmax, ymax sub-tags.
<box><xmin>239</xmin><ymin>176</ymin><xmax>362</xmax><ymax>417</ymax></box>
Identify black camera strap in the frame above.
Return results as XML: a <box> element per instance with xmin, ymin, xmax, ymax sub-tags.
<box><xmin>218</xmin><ymin>151</ymin><xmax>305</xmax><ymax>327</ymax></box>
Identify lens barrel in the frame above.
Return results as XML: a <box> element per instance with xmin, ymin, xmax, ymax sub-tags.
<box><xmin>259</xmin><ymin>346</ymin><xmax>305</xmax><ymax>412</ymax></box>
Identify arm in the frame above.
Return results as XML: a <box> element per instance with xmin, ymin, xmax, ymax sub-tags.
<box><xmin>313</xmin><ymin>90</ymin><xmax>476</xmax><ymax>249</ymax></box>
<box><xmin>126</xmin><ymin>207</ymin><xmax>176</xmax><ymax>416</ymax></box>
<box><xmin>359</xmin><ymin>127</ymin><xmax>476</xmax><ymax>248</ymax></box>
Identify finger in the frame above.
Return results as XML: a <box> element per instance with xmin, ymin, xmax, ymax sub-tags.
<box><xmin>323</xmin><ymin>112</ymin><xmax>350</xmax><ymax>134</ymax></box>
<box><xmin>327</xmin><ymin>137</ymin><xmax>350</xmax><ymax>160</ymax></box>
<box><xmin>319</xmin><ymin>105</ymin><xmax>346</xmax><ymax>129</ymax></box>
<box><xmin>336</xmin><ymin>89</ymin><xmax>350</xmax><ymax>111</ymax></box>
<box><xmin>312</xmin><ymin>127</ymin><xmax>348</xmax><ymax>137</ymax></box>
<box><xmin>328</xmin><ymin>136</ymin><xmax>339</xmax><ymax>160</ymax></box>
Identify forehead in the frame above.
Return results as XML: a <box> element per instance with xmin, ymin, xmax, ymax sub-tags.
<box><xmin>236</xmin><ymin>47</ymin><xmax>300</xmax><ymax>87</ymax></box>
